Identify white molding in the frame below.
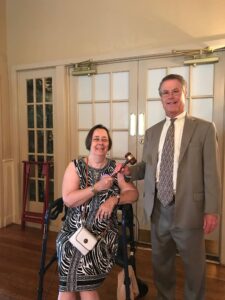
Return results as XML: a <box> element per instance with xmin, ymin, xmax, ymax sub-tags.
<box><xmin>0</xmin><ymin>159</ymin><xmax>18</xmax><ymax>227</ymax></box>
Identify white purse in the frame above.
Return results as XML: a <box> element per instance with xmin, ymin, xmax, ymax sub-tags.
<box><xmin>69</xmin><ymin>226</ymin><xmax>98</xmax><ymax>256</ymax></box>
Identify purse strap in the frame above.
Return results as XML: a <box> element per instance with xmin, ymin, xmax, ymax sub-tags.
<box><xmin>80</xmin><ymin>157</ymin><xmax>89</xmax><ymax>224</ymax></box>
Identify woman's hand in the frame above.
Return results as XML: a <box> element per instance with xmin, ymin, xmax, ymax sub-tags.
<box><xmin>95</xmin><ymin>196</ymin><xmax>118</xmax><ymax>221</ymax></box>
<box><xmin>94</xmin><ymin>174</ymin><xmax>113</xmax><ymax>192</ymax></box>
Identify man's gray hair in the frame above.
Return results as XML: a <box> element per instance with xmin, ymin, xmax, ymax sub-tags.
<box><xmin>158</xmin><ymin>74</ymin><xmax>187</xmax><ymax>96</ymax></box>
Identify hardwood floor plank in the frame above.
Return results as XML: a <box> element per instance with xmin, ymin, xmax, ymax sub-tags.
<box><xmin>0</xmin><ymin>224</ymin><xmax>225</xmax><ymax>299</ymax></box>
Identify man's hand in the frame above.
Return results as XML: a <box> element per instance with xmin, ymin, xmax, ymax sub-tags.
<box><xmin>203</xmin><ymin>214</ymin><xmax>218</xmax><ymax>234</ymax></box>
<box><xmin>112</xmin><ymin>163</ymin><xmax>131</xmax><ymax>176</ymax></box>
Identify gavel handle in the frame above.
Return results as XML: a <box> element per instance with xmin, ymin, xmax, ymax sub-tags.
<box><xmin>111</xmin><ymin>170</ymin><xmax>120</xmax><ymax>178</ymax></box>
<box><xmin>111</xmin><ymin>161</ymin><xmax>128</xmax><ymax>178</ymax></box>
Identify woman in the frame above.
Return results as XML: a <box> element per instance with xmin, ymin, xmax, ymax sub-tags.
<box><xmin>56</xmin><ymin>124</ymin><xmax>138</xmax><ymax>300</ymax></box>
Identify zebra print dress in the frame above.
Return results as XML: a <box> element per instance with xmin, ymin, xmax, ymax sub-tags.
<box><xmin>56</xmin><ymin>158</ymin><xmax>119</xmax><ymax>292</ymax></box>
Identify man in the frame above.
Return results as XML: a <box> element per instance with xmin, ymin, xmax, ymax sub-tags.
<box><xmin>123</xmin><ymin>74</ymin><xmax>220</xmax><ymax>299</ymax></box>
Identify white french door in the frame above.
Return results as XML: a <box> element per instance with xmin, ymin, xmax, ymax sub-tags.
<box><xmin>18</xmin><ymin>68</ymin><xmax>55</xmax><ymax>214</ymax></box>
<box><xmin>68</xmin><ymin>61</ymin><xmax>140</xmax><ymax>238</ymax></box>
<box><xmin>69</xmin><ymin>55</ymin><xmax>224</xmax><ymax>259</ymax></box>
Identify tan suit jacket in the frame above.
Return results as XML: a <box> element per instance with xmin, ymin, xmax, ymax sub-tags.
<box><xmin>131</xmin><ymin>114</ymin><xmax>221</xmax><ymax>229</ymax></box>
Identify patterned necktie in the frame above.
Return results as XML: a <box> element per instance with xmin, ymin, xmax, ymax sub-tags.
<box><xmin>157</xmin><ymin>118</ymin><xmax>176</xmax><ymax>207</ymax></box>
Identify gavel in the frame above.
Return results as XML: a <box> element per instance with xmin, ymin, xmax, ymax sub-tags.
<box><xmin>111</xmin><ymin>152</ymin><xmax>137</xmax><ymax>178</ymax></box>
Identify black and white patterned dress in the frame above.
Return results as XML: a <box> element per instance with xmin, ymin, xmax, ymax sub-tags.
<box><xmin>56</xmin><ymin>158</ymin><xmax>119</xmax><ymax>292</ymax></box>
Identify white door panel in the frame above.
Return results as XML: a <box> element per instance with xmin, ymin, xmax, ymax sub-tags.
<box><xmin>18</xmin><ymin>69</ymin><xmax>55</xmax><ymax>214</ymax></box>
<box><xmin>138</xmin><ymin>57</ymin><xmax>222</xmax><ymax>256</ymax></box>
<box><xmin>69</xmin><ymin>62</ymin><xmax>138</xmax><ymax>161</ymax></box>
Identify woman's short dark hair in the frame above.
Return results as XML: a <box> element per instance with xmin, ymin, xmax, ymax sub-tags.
<box><xmin>85</xmin><ymin>124</ymin><xmax>112</xmax><ymax>151</ymax></box>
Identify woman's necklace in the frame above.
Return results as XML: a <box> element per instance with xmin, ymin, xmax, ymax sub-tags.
<box><xmin>87</xmin><ymin>157</ymin><xmax>107</xmax><ymax>169</ymax></box>
<box><xmin>86</xmin><ymin>156</ymin><xmax>107</xmax><ymax>183</ymax></box>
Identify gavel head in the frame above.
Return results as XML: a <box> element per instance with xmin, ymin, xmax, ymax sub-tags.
<box><xmin>111</xmin><ymin>152</ymin><xmax>137</xmax><ymax>178</ymax></box>
<box><xmin>124</xmin><ymin>152</ymin><xmax>137</xmax><ymax>165</ymax></box>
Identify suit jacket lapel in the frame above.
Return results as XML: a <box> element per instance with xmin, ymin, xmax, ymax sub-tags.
<box><xmin>152</xmin><ymin>121</ymin><xmax>165</xmax><ymax>167</ymax></box>
<box><xmin>179</xmin><ymin>115</ymin><xmax>197</xmax><ymax>163</ymax></box>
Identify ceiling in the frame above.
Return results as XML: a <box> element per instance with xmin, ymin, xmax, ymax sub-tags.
<box><xmin>5</xmin><ymin>0</ymin><xmax>225</xmax><ymax>65</ymax></box>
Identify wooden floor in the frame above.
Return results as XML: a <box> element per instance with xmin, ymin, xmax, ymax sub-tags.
<box><xmin>0</xmin><ymin>224</ymin><xmax>225</xmax><ymax>300</ymax></box>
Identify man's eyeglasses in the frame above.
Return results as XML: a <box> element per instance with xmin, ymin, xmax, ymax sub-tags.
<box><xmin>160</xmin><ymin>89</ymin><xmax>181</xmax><ymax>97</ymax></box>
<box><xmin>92</xmin><ymin>137</ymin><xmax>109</xmax><ymax>143</ymax></box>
